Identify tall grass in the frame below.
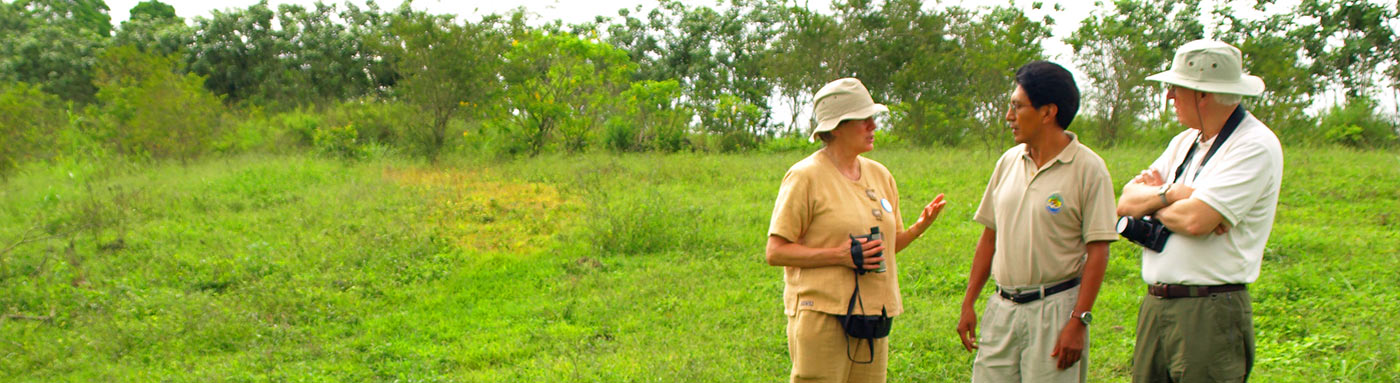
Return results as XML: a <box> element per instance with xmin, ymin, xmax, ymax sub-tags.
<box><xmin>1</xmin><ymin>145</ymin><xmax>1396</xmax><ymax>381</ymax></box>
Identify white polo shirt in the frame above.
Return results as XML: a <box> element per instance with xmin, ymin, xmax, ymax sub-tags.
<box><xmin>1141</xmin><ymin>112</ymin><xmax>1284</xmax><ymax>285</ymax></box>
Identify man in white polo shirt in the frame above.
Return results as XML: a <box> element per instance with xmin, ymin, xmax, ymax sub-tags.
<box><xmin>1116</xmin><ymin>40</ymin><xmax>1284</xmax><ymax>382</ymax></box>
<box><xmin>957</xmin><ymin>61</ymin><xmax>1118</xmax><ymax>383</ymax></box>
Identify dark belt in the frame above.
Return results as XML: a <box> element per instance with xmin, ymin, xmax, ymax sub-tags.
<box><xmin>1147</xmin><ymin>283</ymin><xmax>1246</xmax><ymax>299</ymax></box>
<box><xmin>997</xmin><ymin>278</ymin><xmax>1080</xmax><ymax>304</ymax></box>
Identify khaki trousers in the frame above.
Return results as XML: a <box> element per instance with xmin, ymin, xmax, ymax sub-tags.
<box><xmin>1132</xmin><ymin>289</ymin><xmax>1254</xmax><ymax>383</ymax></box>
<box><xmin>787</xmin><ymin>310</ymin><xmax>888</xmax><ymax>383</ymax></box>
<box><xmin>972</xmin><ymin>285</ymin><xmax>1086</xmax><ymax>383</ymax></box>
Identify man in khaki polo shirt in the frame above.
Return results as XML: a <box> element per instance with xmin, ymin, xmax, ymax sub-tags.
<box><xmin>956</xmin><ymin>61</ymin><xmax>1117</xmax><ymax>383</ymax></box>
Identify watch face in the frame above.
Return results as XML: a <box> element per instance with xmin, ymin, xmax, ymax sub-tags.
<box><xmin>1080</xmin><ymin>311</ymin><xmax>1093</xmax><ymax>325</ymax></box>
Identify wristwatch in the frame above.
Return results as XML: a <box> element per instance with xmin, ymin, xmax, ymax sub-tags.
<box><xmin>1156</xmin><ymin>184</ymin><xmax>1173</xmax><ymax>206</ymax></box>
<box><xmin>1075</xmin><ymin>311</ymin><xmax>1093</xmax><ymax>326</ymax></box>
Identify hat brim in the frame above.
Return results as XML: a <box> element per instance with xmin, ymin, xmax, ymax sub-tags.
<box><xmin>1145</xmin><ymin>70</ymin><xmax>1265</xmax><ymax>96</ymax></box>
<box><xmin>809</xmin><ymin>103</ymin><xmax>890</xmax><ymax>142</ymax></box>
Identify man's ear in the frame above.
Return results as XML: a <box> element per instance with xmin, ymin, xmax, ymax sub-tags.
<box><xmin>1041</xmin><ymin>103</ymin><xmax>1059</xmax><ymax>125</ymax></box>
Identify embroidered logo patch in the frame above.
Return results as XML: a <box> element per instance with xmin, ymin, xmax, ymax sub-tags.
<box><xmin>1046</xmin><ymin>193</ymin><xmax>1064</xmax><ymax>214</ymax></box>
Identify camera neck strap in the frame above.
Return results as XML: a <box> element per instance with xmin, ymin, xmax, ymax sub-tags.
<box><xmin>1172</xmin><ymin>106</ymin><xmax>1245</xmax><ymax>183</ymax></box>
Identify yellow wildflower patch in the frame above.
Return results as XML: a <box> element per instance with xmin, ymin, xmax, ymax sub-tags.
<box><xmin>383</xmin><ymin>167</ymin><xmax>578</xmax><ymax>254</ymax></box>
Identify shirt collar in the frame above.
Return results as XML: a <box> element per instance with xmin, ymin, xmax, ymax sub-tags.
<box><xmin>1020</xmin><ymin>131</ymin><xmax>1082</xmax><ymax>166</ymax></box>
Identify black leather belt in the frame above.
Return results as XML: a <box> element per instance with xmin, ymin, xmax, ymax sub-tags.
<box><xmin>997</xmin><ymin>278</ymin><xmax>1080</xmax><ymax>304</ymax></box>
<box><xmin>1148</xmin><ymin>283</ymin><xmax>1246</xmax><ymax>299</ymax></box>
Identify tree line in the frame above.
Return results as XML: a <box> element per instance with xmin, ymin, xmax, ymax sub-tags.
<box><xmin>1</xmin><ymin>0</ymin><xmax>1396</xmax><ymax>173</ymax></box>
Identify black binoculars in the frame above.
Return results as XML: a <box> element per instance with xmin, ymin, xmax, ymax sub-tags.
<box><xmin>849</xmin><ymin>226</ymin><xmax>886</xmax><ymax>274</ymax></box>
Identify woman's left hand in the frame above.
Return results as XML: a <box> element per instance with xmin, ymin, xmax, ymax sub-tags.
<box><xmin>914</xmin><ymin>193</ymin><xmax>947</xmax><ymax>230</ymax></box>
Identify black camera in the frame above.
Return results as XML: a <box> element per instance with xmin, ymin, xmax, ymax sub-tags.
<box><xmin>1117</xmin><ymin>216</ymin><xmax>1172</xmax><ymax>252</ymax></box>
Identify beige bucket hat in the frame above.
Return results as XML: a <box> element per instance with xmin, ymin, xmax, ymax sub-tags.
<box><xmin>1146</xmin><ymin>39</ymin><xmax>1265</xmax><ymax>96</ymax></box>
<box><xmin>810</xmin><ymin>78</ymin><xmax>889</xmax><ymax>142</ymax></box>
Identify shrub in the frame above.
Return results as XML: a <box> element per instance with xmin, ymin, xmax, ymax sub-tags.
<box><xmin>606</xmin><ymin>80</ymin><xmax>693</xmax><ymax>152</ymax></box>
<box><xmin>277</xmin><ymin>109</ymin><xmax>325</xmax><ymax>147</ymax></box>
<box><xmin>312</xmin><ymin>124</ymin><xmax>365</xmax><ymax>159</ymax></box>
<box><xmin>703</xmin><ymin>95</ymin><xmax>765</xmax><ymax>152</ymax></box>
<box><xmin>1318</xmin><ymin>97</ymin><xmax>1396</xmax><ymax>148</ymax></box>
<box><xmin>0</xmin><ymin>82</ymin><xmax>66</xmax><ymax>175</ymax></box>
<box><xmin>93</xmin><ymin>47</ymin><xmax>226</xmax><ymax>159</ymax></box>
<box><xmin>890</xmin><ymin>101</ymin><xmax>966</xmax><ymax>146</ymax></box>
<box><xmin>325</xmin><ymin>99</ymin><xmax>413</xmax><ymax>146</ymax></box>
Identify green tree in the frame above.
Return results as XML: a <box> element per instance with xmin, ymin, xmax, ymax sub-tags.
<box><xmin>128</xmin><ymin>0</ymin><xmax>174</xmax><ymax>20</ymax></box>
<box><xmin>1292</xmin><ymin>0</ymin><xmax>1396</xmax><ymax>100</ymax></box>
<box><xmin>111</xmin><ymin>0</ymin><xmax>191</xmax><ymax>57</ymax></box>
<box><xmin>390</xmin><ymin>9</ymin><xmax>504</xmax><ymax>158</ymax></box>
<box><xmin>1068</xmin><ymin>0</ymin><xmax>1203</xmax><ymax>146</ymax></box>
<box><xmin>267</xmin><ymin>2</ymin><xmax>376</xmax><ymax>105</ymax></box>
<box><xmin>341</xmin><ymin>0</ymin><xmax>401</xmax><ymax>97</ymax></box>
<box><xmin>0</xmin><ymin>82</ymin><xmax>67</xmax><ymax>175</ymax></box>
<box><xmin>763</xmin><ymin>5</ymin><xmax>843</xmax><ymax>133</ymax></box>
<box><xmin>186</xmin><ymin>1</ymin><xmax>279</xmax><ymax>104</ymax></box>
<box><xmin>604</xmin><ymin>0</ymin><xmax>779</xmax><ymax>142</ymax></box>
<box><xmin>0</xmin><ymin>0</ymin><xmax>111</xmax><ymax>103</ymax></box>
<box><xmin>1215</xmin><ymin>9</ymin><xmax>1319</xmax><ymax>140</ymax></box>
<box><xmin>15</xmin><ymin>0</ymin><xmax>111</xmax><ymax>36</ymax></box>
<box><xmin>605</xmin><ymin>79</ymin><xmax>692</xmax><ymax>152</ymax></box>
<box><xmin>93</xmin><ymin>46</ymin><xmax>226</xmax><ymax>159</ymax></box>
<box><xmin>496</xmin><ymin>25</ymin><xmax>634</xmax><ymax>155</ymax></box>
<box><xmin>887</xmin><ymin>4</ymin><xmax>1050</xmax><ymax>148</ymax></box>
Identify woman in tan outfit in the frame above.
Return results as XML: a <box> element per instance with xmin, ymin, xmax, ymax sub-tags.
<box><xmin>766</xmin><ymin>77</ymin><xmax>947</xmax><ymax>383</ymax></box>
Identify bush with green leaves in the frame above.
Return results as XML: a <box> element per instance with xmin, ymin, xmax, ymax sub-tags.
<box><xmin>312</xmin><ymin>123</ymin><xmax>365</xmax><ymax>159</ymax></box>
<box><xmin>325</xmin><ymin>99</ymin><xmax>412</xmax><ymax>146</ymax></box>
<box><xmin>703</xmin><ymin>95</ymin><xmax>765</xmax><ymax>152</ymax></box>
<box><xmin>1318</xmin><ymin>97</ymin><xmax>1396</xmax><ymax>148</ymax></box>
<box><xmin>0</xmin><ymin>82</ymin><xmax>67</xmax><ymax>175</ymax></box>
<box><xmin>92</xmin><ymin>46</ymin><xmax>226</xmax><ymax>159</ymax></box>
<box><xmin>494</xmin><ymin>30</ymin><xmax>634</xmax><ymax>156</ymax></box>
<box><xmin>605</xmin><ymin>80</ymin><xmax>692</xmax><ymax>152</ymax></box>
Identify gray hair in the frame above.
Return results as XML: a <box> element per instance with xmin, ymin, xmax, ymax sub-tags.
<box><xmin>1213</xmin><ymin>92</ymin><xmax>1243</xmax><ymax>106</ymax></box>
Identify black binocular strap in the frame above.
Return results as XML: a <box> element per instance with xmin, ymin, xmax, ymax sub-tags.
<box><xmin>1173</xmin><ymin>106</ymin><xmax>1245</xmax><ymax>183</ymax></box>
<box><xmin>844</xmin><ymin>271</ymin><xmax>877</xmax><ymax>364</ymax></box>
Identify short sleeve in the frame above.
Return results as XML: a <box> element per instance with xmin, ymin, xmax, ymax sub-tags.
<box><xmin>1191</xmin><ymin>142</ymin><xmax>1277</xmax><ymax>226</ymax></box>
<box><xmin>1081</xmin><ymin>163</ymin><xmax>1120</xmax><ymax>243</ymax></box>
<box><xmin>768</xmin><ymin>170</ymin><xmax>811</xmax><ymax>242</ymax></box>
<box><xmin>973</xmin><ymin>156</ymin><xmax>1006</xmax><ymax>230</ymax></box>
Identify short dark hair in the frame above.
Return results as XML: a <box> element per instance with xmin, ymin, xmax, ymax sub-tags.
<box><xmin>1015</xmin><ymin>60</ymin><xmax>1080</xmax><ymax>129</ymax></box>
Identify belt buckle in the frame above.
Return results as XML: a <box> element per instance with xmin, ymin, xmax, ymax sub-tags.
<box><xmin>1149</xmin><ymin>283</ymin><xmax>1168</xmax><ymax>299</ymax></box>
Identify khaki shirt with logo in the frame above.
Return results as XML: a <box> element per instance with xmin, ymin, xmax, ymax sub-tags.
<box><xmin>974</xmin><ymin>132</ymin><xmax>1118</xmax><ymax>288</ymax></box>
<box><xmin>768</xmin><ymin>150</ymin><xmax>905</xmax><ymax>317</ymax></box>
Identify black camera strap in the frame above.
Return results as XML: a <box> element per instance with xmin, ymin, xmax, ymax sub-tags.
<box><xmin>845</xmin><ymin>237</ymin><xmax>878</xmax><ymax>364</ymax></box>
<box><xmin>1172</xmin><ymin>106</ymin><xmax>1245</xmax><ymax>183</ymax></box>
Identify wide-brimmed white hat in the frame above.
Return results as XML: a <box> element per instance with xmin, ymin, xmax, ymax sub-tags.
<box><xmin>809</xmin><ymin>78</ymin><xmax>888</xmax><ymax>142</ymax></box>
<box><xmin>1146</xmin><ymin>39</ymin><xmax>1265</xmax><ymax>96</ymax></box>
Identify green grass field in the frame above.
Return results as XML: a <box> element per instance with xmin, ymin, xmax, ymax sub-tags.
<box><xmin>2</xmin><ymin>145</ymin><xmax>1397</xmax><ymax>381</ymax></box>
